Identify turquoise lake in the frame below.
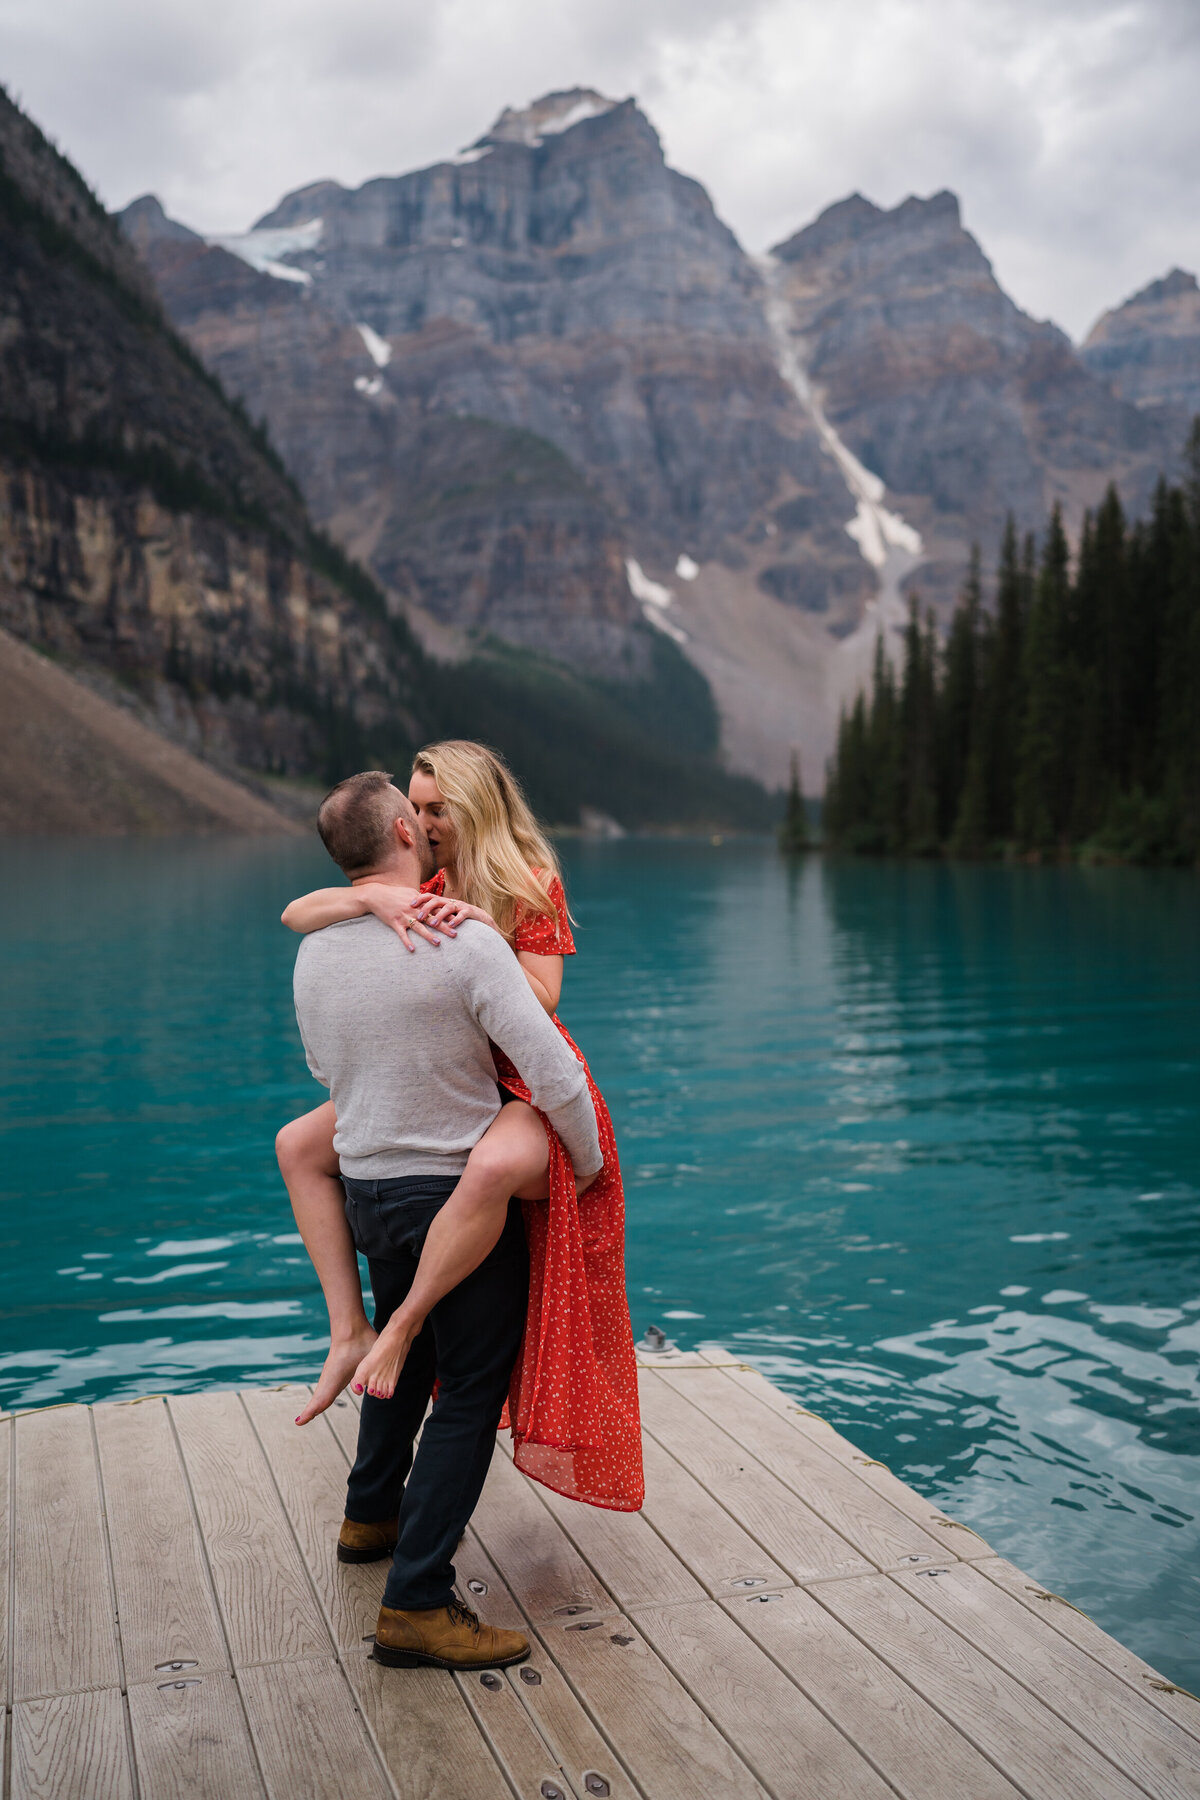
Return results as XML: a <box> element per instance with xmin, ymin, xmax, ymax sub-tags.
<box><xmin>1</xmin><ymin>838</ymin><xmax>1197</xmax><ymax>1687</ymax></box>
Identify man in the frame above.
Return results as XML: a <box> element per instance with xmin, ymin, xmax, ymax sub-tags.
<box><xmin>291</xmin><ymin>770</ymin><xmax>603</xmax><ymax>1672</ymax></box>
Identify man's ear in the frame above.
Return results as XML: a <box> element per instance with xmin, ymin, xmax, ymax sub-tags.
<box><xmin>392</xmin><ymin>813</ymin><xmax>416</xmax><ymax>852</ymax></box>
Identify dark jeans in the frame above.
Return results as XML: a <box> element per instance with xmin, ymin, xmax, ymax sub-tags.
<box><xmin>341</xmin><ymin>1174</ymin><xmax>529</xmax><ymax>1612</ymax></box>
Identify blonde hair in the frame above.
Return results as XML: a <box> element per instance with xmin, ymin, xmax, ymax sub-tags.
<box><xmin>411</xmin><ymin>740</ymin><xmax>564</xmax><ymax>940</ymax></box>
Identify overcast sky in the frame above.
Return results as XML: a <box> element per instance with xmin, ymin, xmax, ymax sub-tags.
<box><xmin>3</xmin><ymin>0</ymin><xmax>1197</xmax><ymax>339</ymax></box>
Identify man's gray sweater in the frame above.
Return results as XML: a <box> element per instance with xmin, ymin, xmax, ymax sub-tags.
<box><xmin>293</xmin><ymin>915</ymin><xmax>602</xmax><ymax>1180</ymax></box>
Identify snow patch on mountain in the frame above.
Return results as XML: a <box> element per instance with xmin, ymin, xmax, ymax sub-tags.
<box><xmin>208</xmin><ymin>218</ymin><xmax>322</xmax><ymax>284</ymax></box>
<box><xmin>758</xmin><ymin>253</ymin><xmax>925</xmax><ymax>702</ymax></box>
<box><xmin>487</xmin><ymin>89</ymin><xmax>617</xmax><ymax>150</ymax></box>
<box><xmin>451</xmin><ymin>146</ymin><xmax>493</xmax><ymax>165</ymax></box>
<box><xmin>626</xmin><ymin>557</ymin><xmax>688</xmax><ymax>643</ymax></box>
<box><xmin>356</xmin><ymin>323</ymin><xmax>392</xmax><ymax>368</ymax></box>
<box><xmin>675</xmin><ymin>554</ymin><xmax>699</xmax><ymax>580</ymax></box>
<box><xmin>536</xmin><ymin>95</ymin><xmax>615</xmax><ymax>138</ymax></box>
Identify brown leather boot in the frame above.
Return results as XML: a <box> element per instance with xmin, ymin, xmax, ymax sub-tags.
<box><xmin>373</xmin><ymin>1600</ymin><xmax>530</xmax><ymax>1670</ymax></box>
<box><xmin>337</xmin><ymin>1516</ymin><xmax>398</xmax><ymax>1564</ymax></box>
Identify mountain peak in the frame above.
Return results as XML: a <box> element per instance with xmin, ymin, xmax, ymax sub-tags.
<box><xmin>480</xmin><ymin>88</ymin><xmax>621</xmax><ymax>149</ymax></box>
<box><xmin>118</xmin><ymin>193</ymin><xmax>200</xmax><ymax>251</ymax></box>
<box><xmin>773</xmin><ymin>188</ymin><xmax>965</xmax><ymax>262</ymax></box>
<box><xmin>1125</xmin><ymin>267</ymin><xmax>1199</xmax><ymax>310</ymax></box>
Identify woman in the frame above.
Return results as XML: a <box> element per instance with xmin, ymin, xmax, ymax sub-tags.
<box><xmin>277</xmin><ymin>741</ymin><xmax>643</xmax><ymax>1512</ymax></box>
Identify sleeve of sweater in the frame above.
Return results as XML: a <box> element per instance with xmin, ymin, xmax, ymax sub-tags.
<box><xmin>456</xmin><ymin>925</ymin><xmax>603</xmax><ymax>1177</ymax></box>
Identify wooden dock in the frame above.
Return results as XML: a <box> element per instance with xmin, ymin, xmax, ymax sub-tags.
<box><xmin>3</xmin><ymin>1347</ymin><xmax>1199</xmax><ymax>1800</ymax></box>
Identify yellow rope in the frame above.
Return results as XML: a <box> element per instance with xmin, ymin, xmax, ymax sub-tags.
<box><xmin>1025</xmin><ymin>1585</ymin><xmax>1095</xmax><ymax>1621</ymax></box>
<box><xmin>1144</xmin><ymin>1676</ymin><xmax>1200</xmax><ymax>1705</ymax></box>
<box><xmin>7</xmin><ymin>1401</ymin><xmax>87</xmax><ymax>1418</ymax></box>
<box><xmin>933</xmin><ymin>1517</ymin><xmax>986</xmax><ymax>1538</ymax></box>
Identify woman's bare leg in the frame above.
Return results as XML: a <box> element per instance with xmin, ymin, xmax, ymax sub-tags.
<box><xmin>275</xmin><ymin>1101</ymin><xmax>376</xmax><ymax>1425</ymax></box>
<box><xmin>352</xmin><ymin>1101</ymin><xmax>548</xmax><ymax>1401</ymax></box>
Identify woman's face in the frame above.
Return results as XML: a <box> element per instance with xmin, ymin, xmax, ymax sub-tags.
<box><xmin>409</xmin><ymin>768</ymin><xmax>457</xmax><ymax>870</ymax></box>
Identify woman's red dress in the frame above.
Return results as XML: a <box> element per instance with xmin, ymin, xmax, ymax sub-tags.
<box><xmin>422</xmin><ymin>870</ymin><xmax>644</xmax><ymax>1511</ymax></box>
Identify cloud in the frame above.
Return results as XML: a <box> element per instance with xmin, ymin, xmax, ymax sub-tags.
<box><xmin>2</xmin><ymin>0</ymin><xmax>1197</xmax><ymax>337</ymax></box>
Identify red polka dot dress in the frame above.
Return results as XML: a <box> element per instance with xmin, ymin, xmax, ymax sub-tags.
<box><xmin>423</xmin><ymin>870</ymin><xmax>644</xmax><ymax>1511</ymax></box>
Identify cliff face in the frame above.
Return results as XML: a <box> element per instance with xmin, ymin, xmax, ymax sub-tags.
<box><xmin>1081</xmin><ymin>268</ymin><xmax>1200</xmax><ymax>424</ymax></box>
<box><xmin>770</xmin><ymin>192</ymin><xmax>1173</xmax><ymax>611</ymax></box>
<box><xmin>0</xmin><ymin>87</ymin><xmax>419</xmax><ymax>782</ymax></box>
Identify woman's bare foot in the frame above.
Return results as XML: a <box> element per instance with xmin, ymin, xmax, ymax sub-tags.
<box><xmin>296</xmin><ymin>1327</ymin><xmax>378</xmax><ymax>1425</ymax></box>
<box><xmin>352</xmin><ymin>1312</ymin><xmax>421</xmax><ymax>1401</ymax></box>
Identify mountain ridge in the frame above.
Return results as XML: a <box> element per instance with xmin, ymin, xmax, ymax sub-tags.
<box><xmin>117</xmin><ymin>92</ymin><xmax>1192</xmax><ymax>786</ymax></box>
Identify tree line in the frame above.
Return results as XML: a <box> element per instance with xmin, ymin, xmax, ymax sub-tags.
<box><xmin>823</xmin><ymin>428</ymin><xmax>1200</xmax><ymax>866</ymax></box>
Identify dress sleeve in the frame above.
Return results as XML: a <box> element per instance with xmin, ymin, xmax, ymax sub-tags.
<box><xmin>514</xmin><ymin>874</ymin><xmax>576</xmax><ymax>956</ymax></box>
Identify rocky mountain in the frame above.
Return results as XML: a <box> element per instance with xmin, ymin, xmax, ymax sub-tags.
<box><xmin>121</xmin><ymin>91</ymin><xmax>873</xmax><ymax>783</ymax></box>
<box><xmin>120</xmin><ymin>92</ymin><xmax>1187</xmax><ymax>788</ymax></box>
<box><xmin>3</xmin><ymin>87</ymin><xmax>769</xmax><ymax>830</ymax></box>
<box><xmin>0</xmin><ymin>86</ymin><xmax>418</xmax><ymax>787</ymax></box>
<box><xmin>1081</xmin><ymin>268</ymin><xmax>1200</xmax><ymax>426</ymax></box>
<box><xmin>769</xmin><ymin>192</ymin><xmax>1174</xmax><ymax>615</ymax></box>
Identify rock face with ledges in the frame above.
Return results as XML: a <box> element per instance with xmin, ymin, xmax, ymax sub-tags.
<box><xmin>1081</xmin><ymin>269</ymin><xmax>1200</xmax><ymax>425</ymax></box>
<box><xmin>771</xmin><ymin>191</ymin><xmax>1174</xmax><ymax>609</ymax></box>
<box><xmin>0</xmin><ymin>86</ymin><xmax>420</xmax><ymax>780</ymax></box>
<box><xmin>122</xmin><ymin>91</ymin><xmax>851</xmax><ymax>682</ymax></box>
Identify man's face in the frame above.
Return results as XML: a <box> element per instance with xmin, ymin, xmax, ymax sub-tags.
<box><xmin>405</xmin><ymin>807</ymin><xmax>438</xmax><ymax>884</ymax></box>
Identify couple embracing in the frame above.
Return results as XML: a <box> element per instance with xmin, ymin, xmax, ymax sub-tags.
<box><xmin>277</xmin><ymin>740</ymin><xmax>642</xmax><ymax>1673</ymax></box>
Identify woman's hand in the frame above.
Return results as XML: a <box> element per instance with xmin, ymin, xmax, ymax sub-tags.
<box><xmin>354</xmin><ymin>883</ymin><xmax>459</xmax><ymax>953</ymax></box>
<box><xmin>415</xmin><ymin>895</ymin><xmax>503</xmax><ymax>936</ymax></box>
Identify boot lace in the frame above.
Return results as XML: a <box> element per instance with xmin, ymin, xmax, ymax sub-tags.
<box><xmin>447</xmin><ymin>1600</ymin><xmax>481</xmax><ymax>1635</ymax></box>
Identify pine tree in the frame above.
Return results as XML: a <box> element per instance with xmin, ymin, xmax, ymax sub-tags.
<box><xmin>1159</xmin><ymin>421</ymin><xmax>1200</xmax><ymax>856</ymax></box>
<box><xmin>778</xmin><ymin>750</ymin><xmax>811</xmax><ymax>853</ymax></box>
<box><xmin>1015</xmin><ymin>506</ymin><xmax>1072</xmax><ymax>853</ymax></box>
<box><xmin>939</xmin><ymin>546</ymin><xmax>982</xmax><ymax>840</ymax></box>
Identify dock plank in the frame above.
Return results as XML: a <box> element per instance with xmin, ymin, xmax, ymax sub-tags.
<box><xmin>531</xmin><ymin>1447</ymin><xmax>709</xmax><ymax>1612</ymax></box>
<box><xmin>344</xmin><ymin>1649</ymin><xmax>515</xmax><ymax>1800</ymax></box>
<box><xmin>127</xmin><ymin>1673</ymin><xmax>264</xmax><ymax>1800</ymax></box>
<box><xmin>539</xmin><ymin>1611</ymin><xmax>770</xmax><ymax>1800</ymax></box>
<box><xmin>455</xmin><ymin>1660</ymin><xmax>576</xmax><ymax>1800</ymax></box>
<box><xmin>169</xmin><ymin>1393</ymin><xmax>331</xmax><ymax>1669</ymax></box>
<box><xmin>94</xmin><ymin>1398</ymin><xmax>230</xmax><ymax>1684</ymax></box>
<box><xmin>10</xmin><ymin>1689</ymin><xmax>134</xmax><ymax>1800</ymax></box>
<box><xmin>977</xmin><ymin>1556</ymin><xmax>1200</xmax><ymax>1745</ymax></box>
<box><xmin>470</xmin><ymin>1444</ymin><xmax>618</xmax><ymax>1622</ymax></box>
<box><xmin>817</xmin><ymin>1571</ymin><xmax>1148</xmax><ymax>1800</ymax></box>
<box><xmin>242</xmin><ymin>1385</ymin><xmax>383</xmax><ymax>1652</ymax></box>
<box><xmin>10</xmin><ymin>1407</ymin><xmax>121</xmax><ymax>1699</ymax></box>
<box><xmin>640</xmin><ymin>1371</ymin><xmax>869</xmax><ymax>1587</ymax></box>
<box><xmin>456</xmin><ymin>1530</ymin><xmax>642</xmax><ymax>1800</ymax></box>
<box><xmin>635</xmin><ymin>1427</ymin><xmax>795</xmax><ymax>1598</ymax></box>
<box><xmin>239</xmin><ymin>1657</ymin><xmax>392</xmax><ymax>1800</ymax></box>
<box><xmin>723</xmin><ymin>1365</ymin><xmax>994</xmax><ymax>1559</ymax></box>
<box><xmin>726</xmin><ymin>1583</ymin><xmax>1022</xmax><ymax>1799</ymax></box>
<box><xmin>658</xmin><ymin>1367</ymin><xmax>949</xmax><ymax>1572</ymax></box>
<box><xmin>323</xmin><ymin>1394</ymin><xmax>362</xmax><ymax>1465</ymax></box>
<box><xmin>894</xmin><ymin>1561</ymin><xmax>1200</xmax><ymax>1799</ymax></box>
<box><xmin>635</xmin><ymin>1597</ymin><xmax>898</xmax><ymax>1800</ymax></box>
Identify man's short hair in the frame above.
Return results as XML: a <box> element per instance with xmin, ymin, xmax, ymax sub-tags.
<box><xmin>317</xmin><ymin>770</ymin><xmax>414</xmax><ymax>875</ymax></box>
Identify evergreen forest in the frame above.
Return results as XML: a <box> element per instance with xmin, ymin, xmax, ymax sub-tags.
<box><xmin>823</xmin><ymin>428</ymin><xmax>1200</xmax><ymax>866</ymax></box>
